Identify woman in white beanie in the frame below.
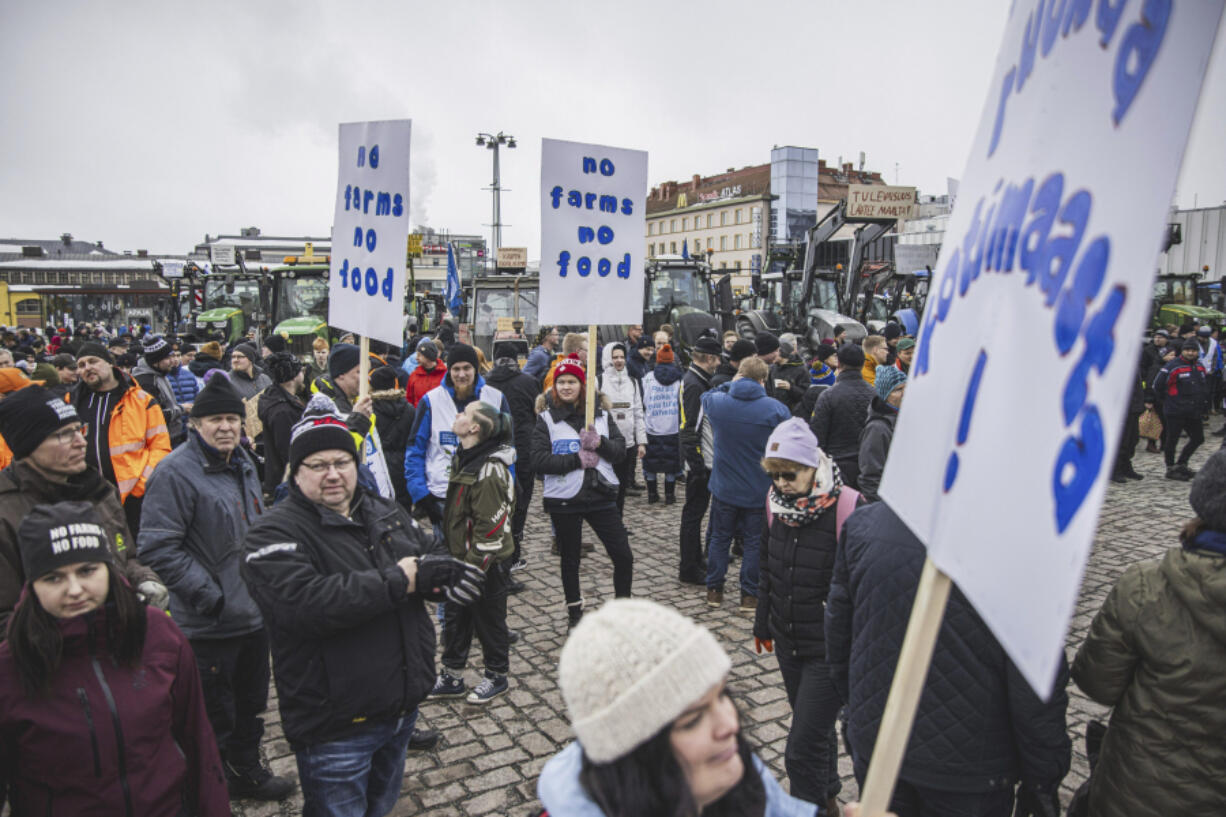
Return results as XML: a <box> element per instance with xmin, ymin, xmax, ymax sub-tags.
<box><xmin>537</xmin><ymin>598</ymin><xmax>818</xmax><ymax>816</ymax></box>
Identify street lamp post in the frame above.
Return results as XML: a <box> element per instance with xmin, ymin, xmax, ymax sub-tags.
<box><xmin>475</xmin><ymin>131</ymin><xmax>516</xmax><ymax>262</ymax></box>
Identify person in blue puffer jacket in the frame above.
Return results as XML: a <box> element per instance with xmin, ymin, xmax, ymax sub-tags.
<box><xmin>166</xmin><ymin>344</ymin><xmax>200</xmax><ymax>441</ymax></box>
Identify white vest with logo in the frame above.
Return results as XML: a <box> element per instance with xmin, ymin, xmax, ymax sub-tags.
<box><xmin>642</xmin><ymin>372</ymin><xmax>680</xmax><ymax>436</ymax></box>
<box><xmin>424</xmin><ymin>383</ymin><xmax>504</xmax><ymax>497</ymax></box>
<box><xmin>541</xmin><ymin>412</ymin><xmax>619</xmax><ymax>499</ymax></box>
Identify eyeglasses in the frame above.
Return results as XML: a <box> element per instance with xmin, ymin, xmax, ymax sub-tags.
<box><xmin>50</xmin><ymin>425</ymin><xmax>85</xmax><ymax>445</ymax></box>
<box><xmin>300</xmin><ymin>458</ymin><xmax>355</xmax><ymax>475</ymax></box>
<box><xmin>767</xmin><ymin>471</ymin><xmax>799</xmax><ymax>482</ymax></box>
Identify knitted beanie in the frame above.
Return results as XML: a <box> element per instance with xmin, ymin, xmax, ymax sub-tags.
<box><xmin>728</xmin><ymin>338</ymin><xmax>756</xmax><ymax>363</ymax></box>
<box><xmin>1190</xmin><ymin>449</ymin><xmax>1226</xmax><ymax>531</ymax></box>
<box><xmin>263</xmin><ymin>334</ymin><xmax>288</xmax><ymax>354</ymax></box>
<box><xmin>883</xmin><ymin>323</ymin><xmax>903</xmax><ymax>341</ymax></box>
<box><xmin>191</xmin><ymin>373</ymin><xmax>245</xmax><ymax>417</ymax></box>
<box><xmin>232</xmin><ymin>342</ymin><xmax>259</xmax><ymax>364</ymax></box>
<box><xmin>558</xmin><ymin>599</ymin><xmax>732</xmax><ymax>764</ymax></box>
<box><xmin>656</xmin><ymin>343</ymin><xmax>675</xmax><ymax>365</ymax></box>
<box><xmin>553</xmin><ymin>354</ymin><xmax>585</xmax><ymax>385</ymax></box>
<box><xmin>266</xmin><ymin>351</ymin><xmax>302</xmax><ymax>385</ymax></box>
<box><xmin>18</xmin><ymin>501</ymin><xmax>112</xmax><ymax>582</ymax></box>
<box><xmin>289</xmin><ymin>394</ymin><xmax>358</xmax><ymax>475</ymax></box>
<box><xmin>328</xmin><ymin>343</ymin><xmax>361</xmax><ymax>378</ymax></box>
<box><xmin>754</xmin><ymin>331</ymin><xmax>780</xmax><ymax>356</ymax></box>
<box><xmin>446</xmin><ymin>343</ymin><xmax>480</xmax><ymax>371</ymax></box>
<box><xmin>76</xmin><ymin>342</ymin><xmax>113</xmax><ymax>364</ymax></box>
<box><xmin>143</xmin><ymin>336</ymin><xmax>172</xmax><ymax>366</ymax></box>
<box><xmin>0</xmin><ymin>386</ymin><xmax>80</xmax><ymax>459</ymax></box>
<box><xmin>764</xmin><ymin>417</ymin><xmax>820</xmax><ymax>467</ymax></box>
<box><xmin>876</xmin><ymin>365</ymin><xmax>908</xmax><ymax>401</ymax></box>
<box><xmin>199</xmin><ymin>341</ymin><xmax>222</xmax><ymax>360</ymax></box>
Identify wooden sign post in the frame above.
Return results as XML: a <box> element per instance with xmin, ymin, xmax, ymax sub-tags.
<box><xmin>584</xmin><ymin>324</ymin><xmax>598</xmax><ymax>427</ymax></box>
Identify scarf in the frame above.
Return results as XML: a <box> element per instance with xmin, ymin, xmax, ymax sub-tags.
<box><xmin>1187</xmin><ymin>528</ymin><xmax>1226</xmax><ymax>558</ymax></box>
<box><xmin>768</xmin><ymin>453</ymin><xmax>842</xmax><ymax>527</ymax></box>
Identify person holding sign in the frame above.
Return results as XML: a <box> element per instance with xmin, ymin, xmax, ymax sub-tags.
<box><xmin>530</xmin><ymin>357</ymin><xmax>633</xmax><ymax>629</ymax></box>
<box><xmin>1071</xmin><ymin>449</ymin><xmax>1226</xmax><ymax>816</ymax></box>
<box><xmin>825</xmin><ymin>500</ymin><xmax>1071</xmax><ymax>816</ymax></box>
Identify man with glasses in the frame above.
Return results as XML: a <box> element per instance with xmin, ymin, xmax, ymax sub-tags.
<box><xmin>138</xmin><ymin>374</ymin><xmax>295</xmax><ymax>802</ymax></box>
<box><xmin>243</xmin><ymin>397</ymin><xmax>484</xmax><ymax>817</ymax></box>
<box><xmin>0</xmin><ymin>385</ymin><xmax>165</xmax><ymax>636</ymax></box>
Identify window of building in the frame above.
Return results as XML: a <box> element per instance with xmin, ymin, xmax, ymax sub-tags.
<box><xmin>720</xmin><ymin>262</ymin><xmax>727</xmax><ymax>269</ymax></box>
<box><xmin>706</xmin><ymin>237</ymin><xmax>713</xmax><ymax>250</ymax></box>
<box><xmin>670</xmin><ymin>219</ymin><xmax>676</xmax><ymax>233</ymax></box>
<box><xmin>720</xmin><ymin>236</ymin><xmax>727</xmax><ymax>251</ymax></box>
<box><xmin>734</xmin><ymin>234</ymin><xmax>742</xmax><ymax>250</ymax></box>
<box><xmin>706</xmin><ymin>214</ymin><xmax>713</xmax><ymax>228</ymax></box>
<box><xmin>648</xmin><ymin>243</ymin><xmax>655</xmax><ymax>256</ymax></box>
<box><xmin>735</xmin><ymin>260</ymin><xmax>743</xmax><ymax>271</ymax></box>
<box><xmin>682</xmin><ymin>217</ymin><xmax>689</xmax><ymax>231</ymax></box>
<box><xmin>735</xmin><ymin>209</ymin><xmax>743</xmax><ymax>224</ymax></box>
<box><xmin>670</xmin><ymin>241</ymin><xmax>677</xmax><ymax>254</ymax></box>
<box><xmin>720</xmin><ymin>212</ymin><xmax>727</xmax><ymax>226</ymax></box>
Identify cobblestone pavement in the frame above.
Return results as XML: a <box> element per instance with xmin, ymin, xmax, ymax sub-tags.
<box><xmin>232</xmin><ymin>434</ymin><xmax>1221</xmax><ymax>816</ymax></box>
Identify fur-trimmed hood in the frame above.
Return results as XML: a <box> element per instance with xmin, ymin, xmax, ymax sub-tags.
<box><xmin>534</xmin><ymin>390</ymin><xmax>611</xmax><ymax>415</ymax></box>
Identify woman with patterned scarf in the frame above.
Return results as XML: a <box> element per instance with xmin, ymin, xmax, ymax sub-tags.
<box><xmin>753</xmin><ymin>417</ymin><xmax>859</xmax><ymax>817</ymax></box>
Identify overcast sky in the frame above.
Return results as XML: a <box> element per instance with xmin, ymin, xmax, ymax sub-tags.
<box><xmin>2</xmin><ymin>0</ymin><xmax>1223</xmax><ymax>258</ymax></box>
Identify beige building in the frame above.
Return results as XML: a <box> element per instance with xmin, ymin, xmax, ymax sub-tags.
<box><xmin>645</xmin><ymin>164</ymin><xmax>771</xmax><ymax>275</ymax></box>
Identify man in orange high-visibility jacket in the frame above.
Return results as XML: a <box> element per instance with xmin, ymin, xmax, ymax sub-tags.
<box><xmin>67</xmin><ymin>342</ymin><xmax>171</xmax><ymax>537</ymax></box>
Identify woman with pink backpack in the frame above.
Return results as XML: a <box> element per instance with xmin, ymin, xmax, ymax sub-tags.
<box><xmin>753</xmin><ymin>417</ymin><xmax>862</xmax><ymax>817</ymax></box>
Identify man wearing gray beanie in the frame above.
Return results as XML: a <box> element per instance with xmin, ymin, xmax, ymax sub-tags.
<box><xmin>858</xmin><ymin>365</ymin><xmax>907</xmax><ymax>503</ymax></box>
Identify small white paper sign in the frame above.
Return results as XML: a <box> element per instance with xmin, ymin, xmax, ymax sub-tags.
<box><xmin>539</xmin><ymin>138</ymin><xmax>648</xmax><ymax>324</ymax></box>
<box><xmin>328</xmin><ymin>119</ymin><xmax>412</xmax><ymax>347</ymax></box>
<box><xmin>880</xmin><ymin>0</ymin><xmax>1224</xmax><ymax>697</ymax></box>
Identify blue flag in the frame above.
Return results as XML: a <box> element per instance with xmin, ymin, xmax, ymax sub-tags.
<box><xmin>681</xmin><ymin>238</ymin><xmax>689</xmax><ymax>260</ymax></box>
<box><xmin>445</xmin><ymin>243</ymin><xmax>462</xmax><ymax>314</ymax></box>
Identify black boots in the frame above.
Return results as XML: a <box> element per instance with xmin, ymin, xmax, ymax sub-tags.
<box><xmin>646</xmin><ymin>480</ymin><xmax>660</xmax><ymax>504</ymax></box>
<box><xmin>664</xmin><ymin>481</ymin><xmax>676</xmax><ymax>505</ymax></box>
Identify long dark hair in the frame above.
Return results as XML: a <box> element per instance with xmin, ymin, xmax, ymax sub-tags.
<box><xmin>9</xmin><ymin>565</ymin><xmax>148</xmax><ymax>696</ymax></box>
<box><xmin>578</xmin><ymin>703</ymin><xmax>765</xmax><ymax>817</ymax></box>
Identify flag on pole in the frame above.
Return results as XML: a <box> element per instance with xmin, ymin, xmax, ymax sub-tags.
<box><xmin>681</xmin><ymin>238</ymin><xmax>689</xmax><ymax>260</ymax></box>
<box><xmin>445</xmin><ymin>243</ymin><xmax>463</xmax><ymax>314</ymax></box>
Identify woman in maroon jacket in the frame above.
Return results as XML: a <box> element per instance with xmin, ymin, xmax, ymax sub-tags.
<box><xmin>0</xmin><ymin>501</ymin><xmax>229</xmax><ymax>816</ymax></box>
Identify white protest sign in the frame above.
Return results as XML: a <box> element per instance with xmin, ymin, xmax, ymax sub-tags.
<box><xmin>880</xmin><ymin>0</ymin><xmax>1224</xmax><ymax>698</ymax></box>
<box><xmin>539</xmin><ymin>138</ymin><xmax>647</xmax><ymax>324</ymax></box>
<box><xmin>328</xmin><ymin>119</ymin><xmax>411</xmax><ymax>347</ymax></box>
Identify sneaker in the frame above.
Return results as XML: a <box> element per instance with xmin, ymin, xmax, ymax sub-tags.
<box><xmin>509</xmin><ymin>557</ymin><xmax>528</xmax><ymax>572</ymax></box>
<box><xmin>1166</xmin><ymin>467</ymin><xmax>1191</xmax><ymax>481</ymax></box>
<box><xmin>508</xmin><ymin>628</ymin><xmax>521</xmax><ymax>645</ymax></box>
<box><xmin>506</xmin><ymin>578</ymin><xmax>526</xmax><ymax>594</ymax></box>
<box><xmin>407</xmin><ymin>728</ymin><xmax>441</xmax><ymax>751</ymax></box>
<box><xmin>429</xmin><ymin>670</ymin><xmax>467</xmax><ymax>699</ymax></box>
<box><xmin>225</xmin><ymin>762</ymin><xmax>296</xmax><ymax>801</ymax></box>
<box><xmin>706</xmin><ymin>588</ymin><xmax>723</xmax><ymax>607</ymax></box>
<box><xmin>679</xmin><ymin>572</ymin><xmax>706</xmax><ymax>586</ymax></box>
<box><xmin>1178</xmin><ymin>463</ymin><xmax>1197</xmax><ymax>478</ymax></box>
<box><xmin>739</xmin><ymin>593</ymin><xmax>757</xmax><ymax>613</ymax></box>
<box><xmin>466</xmin><ymin>672</ymin><xmax>509</xmax><ymax>704</ymax></box>
<box><xmin>1110</xmin><ymin>472</ymin><xmax>1127</xmax><ymax>484</ymax></box>
<box><xmin>567</xmin><ymin>603</ymin><xmax>584</xmax><ymax>629</ymax></box>
<box><xmin>1124</xmin><ymin>468</ymin><xmax>1144</xmax><ymax>480</ymax></box>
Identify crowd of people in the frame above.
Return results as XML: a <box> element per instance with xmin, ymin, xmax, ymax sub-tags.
<box><xmin>0</xmin><ymin>315</ymin><xmax>1220</xmax><ymax>816</ymax></box>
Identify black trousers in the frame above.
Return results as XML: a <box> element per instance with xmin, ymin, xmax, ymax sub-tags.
<box><xmin>552</xmin><ymin>505</ymin><xmax>633</xmax><ymax>606</ymax></box>
<box><xmin>441</xmin><ymin>566</ymin><xmax>510</xmax><ymax>676</ymax></box>
<box><xmin>612</xmin><ymin>452</ymin><xmax>635</xmax><ymax>515</ymax></box>
<box><xmin>678</xmin><ymin>470</ymin><xmax>710</xmax><ymax>580</ymax></box>
<box><xmin>775</xmin><ymin>650</ymin><xmax>841</xmax><ymax>804</ymax></box>
<box><xmin>123</xmin><ymin>494</ymin><xmax>143</xmax><ymax>539</ymax></box>
<box><xmin>510</xmin><ymin>467</ymin><xmax>534</xmax><ymax>562</ymax></box>
<box><xmin>1164</xmin><ymin>412</ymin><xmax>1204</xmax><ymax>467</ymax></box>
<box><xmin>834</xmin><ymin>455</ymin><xmax>860</xmax><ymax>490</ymax></box>
<box><xmin>1114</xmin><ymin>410</ymin><xmax>1141</xmax><ymax>474</ymax></box>
<box><xmin>190</xmin><ymin>629</ymin><xmax>271</xmax><ymax>772</ymax></box>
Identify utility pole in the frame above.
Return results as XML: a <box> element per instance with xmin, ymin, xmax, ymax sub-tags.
<box><xmin>476</xmin><ymin>132</ymin><xmax>516</xmax><ymax>261</ymax></box>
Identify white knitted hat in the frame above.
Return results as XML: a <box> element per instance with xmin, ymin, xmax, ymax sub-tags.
<box><xmin>558</xmin><ymin>599</ymin><xmax>731</xmax><ymax>763</ymax></box>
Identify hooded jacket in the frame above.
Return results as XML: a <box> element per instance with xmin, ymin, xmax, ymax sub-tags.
<box><xmin>257</xmin><ymin>383</ymin><xmax>305</xmax><ymax>497</ymax></box>
<box><xmin>701</xmin><ymin>380</ymin><xmax>790</xmax><ymax>509</ymax></box>
<box><xmin>443</xmin><ymin>439</ymin><xmax>516</xmax><ymax>567</ymax></box>
<box><xmin>133</xmin><ymin>359</ymin><xmax>185</xmax><ymax>443</ymax></box>
<box><xmin>1152</xmin><ymin>355</ymin><xmax>1209</xmax><ymax>417</ymax></box>
<box><xmin>136</xmin><ymin>431</ymin><xmax>265</xmax><ymax>640</ymax></box>
<box><xmin>371</xmin><ymin>387</ymin><xmax>416</xmax><ymax>504</ymax></box>
<box><xmin>537</xmin><ymin>741</ymin><xmax>817</xmax><ymax>817</ymax></box>
<box><xmin>240</xmin><ymin>485</ymin><xmax>438</xmax><ymax>750</ymax></box>
<box><xmin>0</xmin><ymin>460</ymin><xmax>158</xmax><ymax>638</ymax></box>
<box><xmin>187</xmin><ymin>353</ymin><xmax>223</xmax><ymax>381</ymax></box>
<box><xmin>857</xmin><ymin>396</ymin><xmax>898</xmax><ymax>503</ymax></box>
<box><xmin>1072</xmin><ymin>539</ymin><xmax>1226</xmax><ymax>816</ymax></box>
<box><xmin>0</xmin><ymin>604</ymin><xmax>229</xmax><ymax>817</ymax></box>
<box><xmin>810</xmin><ymin>370</ymin><xmax>876</xmax><ymax>465</ymax></box>
<box><xmin>68</xmin><ymin>373</ymin><xmax>172</xmax><ymax>503</ymax></box>
<box><xmin>226</xmin><ymin>366</ymin><xmax>272</xmax><ymax>402</ymax></box>
<box><xmin>406</xmin><ymin>360</ymin><xmax>446</xmax><ymax>407</ymax></box>
<box><xmin>641</xmin><ymin>361</ymin><xmax>683</xmax><ymax>474</ymax></box>
<box><xmin>405</xmin><ymin>373</ymin><xmax>510</xmax><ymax>502</ymax></box>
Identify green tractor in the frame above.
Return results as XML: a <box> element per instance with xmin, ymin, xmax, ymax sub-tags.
<box><xmin>270</xmin><ymin>263</ymin><xmax>331</xmax><ymax>358</ymax></box>
<box><xmin>1152</xmin><ymin>273</ymin><xmax>1226</xmax><ymax>331</ymax></box>
<box><xmin>194</xmin><ymin>272</ymin><xmax>270</xmax><ymax>344</ymax></box>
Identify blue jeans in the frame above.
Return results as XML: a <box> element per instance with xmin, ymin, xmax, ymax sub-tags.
<box><xmin>705</xmin><ymin>496</ymin><xmax>763</xmax><ymax>596</ymax></box>
<box><xmin>296</xmin><ymin>711</ymin><xmax>417</xmax><ymax>817</ymax></box>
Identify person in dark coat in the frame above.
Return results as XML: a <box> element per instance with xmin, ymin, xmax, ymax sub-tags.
<box><xmin>799</xmin><ymin>343</ymin><xmax>838</xmax><ymax>423</ymax></box>
<box><xmin>1145</xmin><ymin>343</ymin><xmax>1178</xmax><ymax>452</ymax></box>
<box><xmin>257</xmin><ymin>352</ymin><xmax>306</xmax><ymax>499</ymax></box>
<box><xmin>769</xmin><ymin>333</ymin><xmax>812</xmax><ymax>416</ymax></box>
<box><xmin>189</xmin><ymin>340</ymin><xmax>225</xmax><ymax>381</ymax></box>
<box><xmin>826</xmin><ymin>501</ymin><xmax>1071</xmax><ymax>816</ymax></box>
<box><xmin>1110</xmin><ymin>352</ymin><xmax>1148</xmax><ymax>483</ymax></box>
<box><xmin>711</xmin><ymin>338</ymin><xmax>755</xmax><ymax>389</ymax></box>
<box><xmin>484</xmin><ymin>341</ymin><xmax>540</xmax><ymax>572</ymax></box>
<box><xmin>857</xmin><ymin>366</ymin><xmax>907</xmax><ymax>503</ymax></box>
<box><xmin>625</xmin><ymin>334</ymin><xmax>655</xmax><ymax>384</ymax></box>
<box><xmin>810</xmin><ymin>344</ymin><xmax>877</xmax><ymax>489</ymax></box>
<box><xmin>678</xmin><ymin>336</ymin><xmax>721</xmax><ymax>585</ymax></box>
<box><xmin>1071</xmin><ymin>450</ymin><xmax>1226</xmax><ymax>816</ymax></box>
<box><xmin>753</xmin><ymin>418</ymin><xmax>851</xmax><ymax>814</ymax></box>
<box><xmin>0</xmin><ymin>502</ymin><xmax>230</xmax><ymax>817</ymax></box>
<box><xmin>241</xmin><ymin>400</ymin><xmax>484</xmax><ymax>816</ymax></box>
<box><xmin>1153</xmin><ymin>338</ymin><xmax>1209</xmax><ymax>480</ymax></box>
<box><xmin>369</xmin><ymin>366</ymin><xmax>416</xmax><ymax>511</ymax></box>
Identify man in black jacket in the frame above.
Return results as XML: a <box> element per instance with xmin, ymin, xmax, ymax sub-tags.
<box><xmin>241</xmin><ymin>403</ymin><xmax>484</xmax><ymax>817</ymax></box>
<box><xmin>826</xmin><ymin>501</ymin><xmax>1071</xmax><ymax>816</ymax></box>
<box><xmin>483</xmin><ymin>341</ymin><xmax>538</xmax><ymax>580</ymax></box>
<box><xmin>810</xmin><ymin>344</ymin><xmax>876</xmax><ymax>488</ymax></box>
<box><xmin>678</xmin><ymin>335</ymin><xmax>721</xmax><ymax>585</ymax></box>
<box><xmin>711</xmin><ymin>338</ymin><xmax>754</xmax><ymax>389</ymax></box>
<box><xmin>1153</xmin><ymin>338</ymin><xmax>1209</xmax><ymax>480</ymax></box>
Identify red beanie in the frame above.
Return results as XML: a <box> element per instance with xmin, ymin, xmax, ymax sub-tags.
<box><xmin>554</xmin><ymin>354</ymin><xmax>586</xmax><ymax>385</ymax></box>
<box><xmin>656</xmin><ymin>343</ymin><xmax>675</xmax><ymax>364</ymax></box>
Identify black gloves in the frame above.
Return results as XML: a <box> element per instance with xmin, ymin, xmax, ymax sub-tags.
<box><xmin>417</xmin><ymin>495</ymin><xmax>444</xmax><ymax>525</ymax></box>
<box><xmin>416</xmin><ymin>554</ymin><xmax>485</xmax><ymax>605</ymax></box>
<box><xmin>1013</xmin><ymin>783</ymin><xmax>1060</xmax><ymax>817</ymax></box>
